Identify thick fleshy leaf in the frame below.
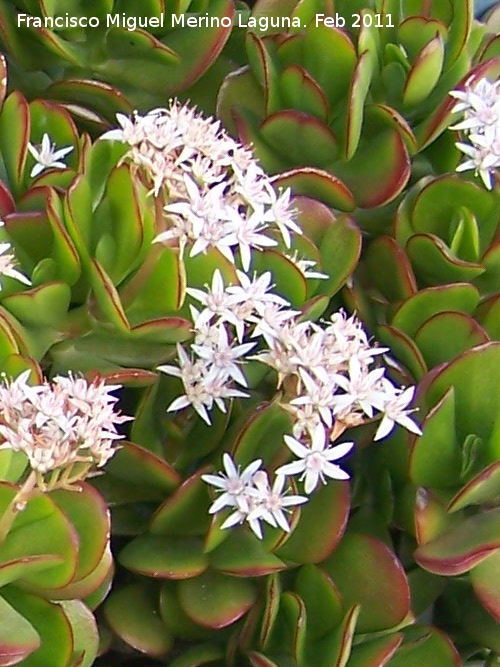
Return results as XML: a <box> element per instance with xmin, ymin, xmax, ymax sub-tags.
<box><xmin>59</xmin><ymin>600</ymin><xmax>99</xmax><ymax>667</ymax></box>
<box><xmin>1</xmin><ymin>588</ymin><xmax>73</xmax><ymax>667</ymax></box>
<box><xmin>409</xmin><ymin>388</ymin><xmax>461</xmax><ymax>489</ymax></box>
<box><xmin>378</xmin><ymin>325</ymin><xmax>427</xmax><ymax>381</ymax></box>
<box><xmin>104</xmin><ymin>582</ymin><xmax>172</xmax><ymax>657</ymax></box>
<box><xmin>403</xmin><ymin>34</ymin><xmax>444</xmax><ymax>107</ymax></box>
<box><xmin>414</xmin><ymin>488</ymin><xmax>460</xmax><ymax>547</ymax></box>
<box><xmin>0</xmin><ymin>485</ymin><xmax>78</xmax><ymax>590</ymax></box>
<box><xmin>471</xmin><ymin>549</ymin><xmax>500</xmax><ymax>623</ymax></box>
<box><xmin>304</xmin><ymin>605</ymin><xmax>360</xmax><ymax>667</ymax></box>
<box><xmin>50</xmin><ymin>483</ymin><xmax>109</xmax><ymax>582</ymax></box>
<box><xmin>0</xmin><ymin>593</ymin><xmax>40</xmax><ymax>666</ymax></box>
<box><xmin>178</xmin><ymin>569</ymin><xmax>257</xmax><ymax>629</ymax></box>
<box><xmin>0</xmin><ymin>91</ymin><xmax>29</xmax><ymax>195</ymax></box>
<box><xmin>294</xmin><ymin>565</ymin><xmax>343</xmax><ymax>640</ymax></box>
<box><xmin>159</xmin><ymin>584</ymin><xmax>212</xmax><ymax>641</ymax></box>
<box><xmin>231</xmin><ymin>401</ymin><xmax>293</xmax><ymax>468</ymax></box>
<box><xmin>384</xmin><ymin>625</ymin><xmax>461</xmax><ymax>667</ymax></box>
<box><xmin>279</xmin><ymin>65</ymin><xmax>329</xmax><ymax>120</ymax></box>
<box><xmin>104</xmin><ymin>441</ymin><xmax>181</xmax><ymax>493</ymax></box>
<box><xmin>322</xmin><ymin>532</ymin><xmax>410</xmax><ymax>633</ymax></box>
<box><xmin>265</xmin><ymin>592</ymin><xmax>306</xmax><ymax>664</ymax></box>
<box><xmin>406</xmin><ymin>175</ymin><xmax>498</xmax><ymax>253</ymax></box>
<box><xmin>447</xmin><ymin>462</ymin><xmax>500</xmax><ymax>512</ymax></box>
<box><xmin>216</xmin><ymin>66</ymin><xmax>265</xmax><ymax>136</ymax></box>
<box><xmin>277</xmin><ymin>481</ymin><xmax>349</xmax><ymax>564</ymax></box>
<box><xmin>344</xmin><ymin>50</ymin><xmax>373</xmax><ymax>160</ymax></box>
<box><xmin>150</xmin><ymin>469</ymin><xmax>211</xmax><ymax>537</ymax></box>
<box><xmin>272</xmin><ymin>167</ymin><xmax>355</xmax><ymax>211</ymax></box>
<box><xmin>407</xmin><ymin>568</ymin><xmax>445</xmax><ymax>619</ymax></box>
<box><xmin>415</xmin><ymin>312</ymin><xmax>489</xmax><ymax>368</ymax></box>
<box><xmin>424</xmin><ymin>343</ymin><xmax>500</xmax><ymax>441</ymax></box>
<box><xmin>89</xmin><ymin>259</ymin><xmax>129</xmax><ymax>331</ymax></box>
<box><xmin>278</xmin><ymin>25</ymin><xmax>356</xmax><ymax>107</ymax></box>
<box><xmin>45</xmin><ymin>189</ymin><xmax>81</xmax><ymax>285</ymax></box>
<box><xmin>364</xmin><ymin>236</ymin><xmax>417</xmax><ymax>302</ymax></box>
<box><xmin>261</xmin><ymin>111</ymin><xmax>338</xmax><ymax>168</ymax></box>
<box><xmin>119</xmin><ymin>535</ymin><xmax>208</xmax><ymax>579</ymax></box>
<box><xmin>405</xmin><ymin>234</ymin><xmax>485</xmax><ymax>285</ymax></box>
<box><xmin>415</xmin><ymin>509</ymin><xmax>500</xmax><ymax>575</ymax></box>
<box><xmin>209</xmin><ymin>528</ymin><xmax>286</xmax><ymax>577</ymax></box>
<box><xmin>121</xmin><ymin>245</ymin><xmax>186</xmax><ymax>318</ymax></box>
<box><xmin>347</xmin><ymin>635</ymin><xmax>403</xmax><ymax>667</ymax></box>
<box><xmin>2</xmin><ymin>283</ymin><xmax>71</xmax><ymax>328</ymax></box>
<box><xmin>390</xmin><ymin>283</ymin><xmax>480</xmax><ymax>338</ymax></box>
<box><xmin>168</xmin><ymin>644</ymin><xmax>225</xmax><ymax>667</ymax></box>
<box><xmin>332</xmin><ymin>117</ymin><xmax>410</xmax><ymax>208</ymax></box>
<box><xmin>316</xmin><ymin>214</ymin><xmax>361</xmax><ymax>297</ymax></box>
<box><xmin>46</xmin><ymin>79</ymin><xmax>133</xmax><ymax>123</ymax></box>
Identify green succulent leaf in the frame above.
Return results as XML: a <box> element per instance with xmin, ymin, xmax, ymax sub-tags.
<box><xmin>58</xmin><ymin>600</ymin><xmax>99</xmax><ymax>667</ymax></box>
<box><xmin>0</xmin><ymin>593</ymin><xmax>40</xmax><ymax>665</ymax></box>
<box><xmin>322</xmin><ymin>532</ymin><xmax>410</xmax><ymax>633</ymax></box>
<box><xmin>120</xmin><ymin>534</ymin><xmax>208</xmax><ymax>579</ymax></box>
<box><xmin>424</xmin><ymin>343</ymin><xmax>500</xmax><ymax>442</ymax></box>
<box><xmin>414</xmin><ymin>312</ymin><xmax>489</xmax><ymax>368</ymax></box>
<box><xmin>471</xmin><ymin>549</ymin><xmax>500</xmax><ymax>623</ymax></box>
<box><xmin>0</xmin><ymin>484</ymin><xmax>78</xmax><ymax>590</ymax></box>
<box><xmin>150</xmin><ymin>469</ymin><xmax>211</xmax><ymax>537</ymax></box>
<box><xmin>1</xmin><ymin>587</ymin><xmax>73</xmax><ymax>667</ymax></box>
<box><xmin>294</xmin><ymin>565</ymin><xmax>343</xmax><ymax>641</ymax></box>
<box><xmin>402</xmin><ymin>34</ymin><xmax>444</xmax><ymax>107</ymax></box>
<box><xmin>390</xmin><ymin>283</ymin><xmax>480</xmax><ymax>338</ymax></box>
<box><xmin>409</xmin><ymin>387</ymin><xmax>461</xmax><ymax>489</ymax></box>
<box><xmin>304</xmin><ymin>605</ymin><xmax>359</xmax><ymax>667</ymax></box>
<box><xmin>0</xmin><ymin>91</ymin><xmax>29</xmax><ymax>196</ymax></box>
<box><xmin>167</xmin><ymin>643</ymin><xmax>225</xmax><ymax>667</ymax></box>
<box><xmin>279</xmin><ymin>65</ymin><xmax>329</xmax><ymax>120</ymax></box>
<box><xmin>405</xmin><ymin>234</ymin><xmax>485</xmax><ymax>286</ymax></box>
<box><xmin>272</xmin><ymin>168</ymin><xmax>355</xmax><ymax>211</ymax></box>
<box><xmin>384</xmin><ymin>625</ymin><xmax>461</xmax><ymax>667</ymax></box>
<box><xmin>104</xmin><ymin>582</ymin><xmax>173</xmax><ymax>657</ymax></box>
<box><xmin>364</xmin><ymin>236</ymin><xmax>417</xmax><ymax>303</ymax></box>
<box><xmin>316</xmin><ymin>214</ymin><xmax>361</xmax><ymax>297</ymax></box>
<box><xmin>277</xmin><ymin>481</ymin><xmax>350</xmax><ymax>564</ymax></box>
<box><xmin>377</xmin><ymin>325</ymin><xmax>427</xmax><ymax>381</ymax></box>
<box><xmin>347</xmin><ymin>634</ymin><xmax>403</xmax><ymax>667</ymax></box>
<box><xmin>2</xmin><ymin>282</ymin><xmax>71</xmax><ymax>328</ymax></box>
<box><xmin>261</xmin><ymin>110</ymin><xmax>338</xmax><ymax>169</ymax></box>
<box><xmin>209</xmin><ymin>528</ymin><xmax>286</xmax><ymax>576</ymax></box>
<box><xmin>178</xmin><ymin>569</ymin><xmax>257</xmax><ymax>629</ymax></box>
<box><xmin>104</xmin><ymin>441</ymin><xmax>181</xmax><ymax>494</ymax></box>
<box><xmin>415</xmin><ymin>509</ymin><xmax>500</xmax><ymax>575</ymax></box>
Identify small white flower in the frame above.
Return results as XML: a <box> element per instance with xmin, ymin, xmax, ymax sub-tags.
<box><xmin>276</xmin><ymin>424</ymin><xmax>353</xmax><ymax>494</ymax></box>
<box><xmin>247</xmin><ymin>470</ymin><xmax>307</xmax><ymax>533</ymax></box>
<box><xmin>374</xmin><ymin>385</ymin><xmax>422</xmax><ymax>441</ymax></box>
<box><xmin>202</xmin><ymin>453</ymin><xmax>262</xmax><ymax>514</ymax></box>
<box><xmin>27</xmin><ymin>133</ymin><xmax>73</xmax><ymax>178</ymax></box>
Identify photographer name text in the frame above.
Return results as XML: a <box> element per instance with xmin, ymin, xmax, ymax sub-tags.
<box><xmin>17</xmin><ymin>12</ymin><xmax>395</xmax><ymax>31</ymax></box>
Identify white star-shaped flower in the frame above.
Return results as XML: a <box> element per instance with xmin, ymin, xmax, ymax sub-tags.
<box><xmin>27</xmin><ymin>133</ymin><xmax>73</xmax><ymax>178</ymax></box>
<box><xmin>276</xmin><ymin>424</ymin><xmax>353</xmax><ymax>494</ymax></box>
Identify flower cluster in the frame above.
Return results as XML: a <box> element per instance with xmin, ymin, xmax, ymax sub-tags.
<box><xmin>201</xmin><ymin>453</ymin><xmax>308</xmax><ymax>539</ymax></box>
<box><xmin>103</xmin><ymin>102</ymin><xmax>301</xmax><ymax>269</ymax></box>
<box><xmin>0</xmin><ymin>371</ymin><xmax>130</xmax><ymax>489</ymax></box>
<box><xmin>450</xmin><ymin>77</ymin><xmax>500</xmax><ymax>190</ymax></box>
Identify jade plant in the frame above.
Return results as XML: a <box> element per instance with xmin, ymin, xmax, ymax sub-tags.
<box><xmin>0</xmin><ymin>3</ymin><xmax>499</xmax><ymax>665</ymax></box>
<box><xmin>357</xmin><ymin>75</ymin><xmax>500</xmax><ymax>381</ymax></box>
<box><xmin>0</xmin><ymin>0</ymin><xmax>237</xmax><ymax>125</ymax></box>
<box><xmin>216</xmin><ymin>0</ymin><xmax>499</xmax><ymax>218</ymax></box>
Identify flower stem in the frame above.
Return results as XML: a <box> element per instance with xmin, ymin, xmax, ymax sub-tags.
<box><xmin>0</xmin><ymin>471</ymin><xmax>38</xmax><ymax>544</ymax></box>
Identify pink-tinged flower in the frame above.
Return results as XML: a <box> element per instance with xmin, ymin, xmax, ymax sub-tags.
<box><xmin>27</xmin><ymin>133</ymin><xmax>73</xmax><ymax>178</ymax></box>
<box><xmin>191</xmin><ymin>323</ymin><xmax>255</xmax><ymax>387</ymax></box>
<box><xmin>276</xmin><ymin>424</ymin><xmax>353</xmax><ymax>494</ymax></box>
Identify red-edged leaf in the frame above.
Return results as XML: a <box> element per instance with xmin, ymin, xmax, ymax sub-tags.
<box><xmin>415</xmin><ymin>509</ymin><xmax>500</xmax><ymax>575</ymax></box>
